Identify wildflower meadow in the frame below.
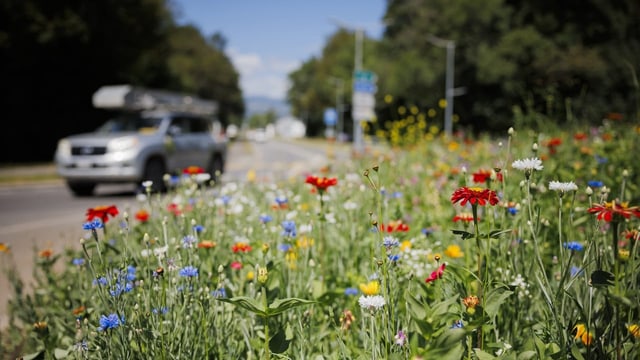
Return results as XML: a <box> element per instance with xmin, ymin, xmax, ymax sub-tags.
<box><xmin>1</xmin><ymin>118</ymin><xmax>640</xmax><ymax>359</ymax></box>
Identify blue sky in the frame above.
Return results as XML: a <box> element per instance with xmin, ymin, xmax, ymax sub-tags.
<box><xmin>174</xmin><ymin>1</ymin><xmax>386</xmax><ymax>100</ymax></box>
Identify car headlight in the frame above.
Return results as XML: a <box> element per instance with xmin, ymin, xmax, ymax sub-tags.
<box><xmin>108</xmin><ymin>136</ymin><xmax>139</xmax><ymax>152</ymax></box>
<box><xmin>56</xmin><ymin>139</ymin><xmax>71</xmax><ymax>156</ymax></box>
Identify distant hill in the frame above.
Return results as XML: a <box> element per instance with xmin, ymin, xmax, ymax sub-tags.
<box><xmin>244</xmin><ymin>96</ymin><xmax>290</xmax><ymax>118</ymax></box>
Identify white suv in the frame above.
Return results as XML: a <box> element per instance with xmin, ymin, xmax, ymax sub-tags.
<box><xmin>54</xmin><ymin>110</ymin><xmax>228</xmax><ymax>196</ymax></box>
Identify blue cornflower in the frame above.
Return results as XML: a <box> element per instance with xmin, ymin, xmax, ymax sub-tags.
<box><xmin>507</xmin><ymin>207</ymin><xmax>518</xmax><ymax>215</ymax></box>
<box><xmin>126</xmin><ymin>265</ymin><xmax>137</xmax><ymax>281</ymax></box>
<box><xmin>383</xmin><ymin>236</ymin><xmax>400</xmax><ymax>250</ymax></box>
<box><xmin>422</xmin><ymin>227</ymin><xmax>435</xmax><ymax>237</ymax></box>
<box><xmin>275</xmin><ymin>196</ymin><xmax>288</xmax><ymax>206</ymax></box>
<box><xmin>211</xmin><ymin>288</ymin><xmax>227</xmax><ymax>298</ymax></box>
<box><xmin>587</xmin><ymin>180</ymin><xmax>604</xmax><ymax>188</ymax></box>
<box><xmin>392</xmin><ymin>191</ymin><xmax>403</xmax><ymax>199</ymax></box>
<box><xmin>344</xmin><ymin>287</ymin><xmax>358</xmax><ymax>296</ymax></box>
<box><xmin>281</xmin><ymin>220</ymin><xmax>297</xmax><ymax>237</ymax></box>
<box><xmin>278</xmin><ymin>243</ymin><xmax>292</xmax><ymax>252</ymax></box>
<box><xmin>152</xmin><ymin>307</ymin><xmax>169</xmax><ymax>315</ymax></box>
<box><xmin>93</xmin><ymin>276</ymin><xmax>108</xmax><ymax>286</ymax></box>
<box><xmin>72</xmin><ymin>258</ymin><xmax>85</xmax><ymax>266</ymax></box>
<box><xmin>82</xmin><ymin>218</ymin><xmax>103</xmax><ymax>230</ymax></box>
<box><xmin>220</xmin><ymin>195</ymin><xmax>232</xmax><ymax>205</ymax></box>
<box><xmin>193</xmin><ymin>224</ymin><xmax>205</xmax><ymax>233</ymax></box>
<box><xmin>563</xmin><ymin>242</ymin><xmax>584</xmax><ymax>251</ymax></box>
<box><xmin>182</xmin><ymin>235</ymin><xmax>197</xmax><ymax>248</ymax></box>
<box><xmin>259</xmin><ymin>214</ymin><xmax>273</xmax><ymax>224</ymax></box>
<box><xmin>571</xmin><ymin>266</ymin><xmax>584</xmax><ymax>277</ymax></box>
<box><xmin>451</xmin><ymin>320</ymin><xmax>464</xmax><ymax>329</ymax></box>
<box><xmin>594</xmin><ymin>155</ymin><xmax>608</xmax><ymax>164</ymax></box>
<box><xmin>388</xmin><ymin>254</ymin><xmax>401</xmax><ymax>262</ymax></box>
<box><xmin>97</xmin><ymin>313</ymin><xmax>123</xmax><ymax>331</ymax></box>
<box><xmin>179</xmin><ymin>266</ymin><xmax>198</xmax><ymax>278</ymax></box>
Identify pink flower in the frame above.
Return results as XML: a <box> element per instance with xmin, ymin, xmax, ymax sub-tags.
<box><xmin>425</xmin><ymin>263</ymin><xmax>446</xmax><ymax>283</ymax></box>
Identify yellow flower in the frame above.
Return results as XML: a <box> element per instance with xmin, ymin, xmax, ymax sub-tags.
<box><xmin>444</xmin><ymin>245</ymin><xmax>464</xmax><ymax>258</ymax></box>
<box><xmin>246</xmin><ymin>271</ymin><xmax>255</xmax><ymax>281</ymax></box>
<box><xmin>359</xmin><ymin>281</ymin><xmax>380</xmax><ymax>296</ymax></box>
<box><xmin>0</xmin><ymin>243</ymin><xmax>10</xmax><ymax>253</ymax></box>
<box><xmin>628</xmin><ymin>324</ymin><xmax>640</xmax><ymax>339</ymax></box>
<box><xmin>618</xmin><ymin>249</ymin><xmax>630</xmax><ymax>261</ymax></box>
<box><xmin>400</xmin><ymin>240</ymin><xmax>412</xmax><ymax>252</ymax></box>
<box><xmin>573</xmin><ymin>324</ymin><xmax>594</xmax><ymax>346</ymax></box>
<box><xmin>296</xmin><ymin>236</ymin><xmax>314</xmax><ymax>248</ymax></box>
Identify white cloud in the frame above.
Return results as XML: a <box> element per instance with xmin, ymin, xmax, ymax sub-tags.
<box><xmin>228</xmin><ymin>48</ymin><xmax>300</xmax><ymax>100</ymax></box>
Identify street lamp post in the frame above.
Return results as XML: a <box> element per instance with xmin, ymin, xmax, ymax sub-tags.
<box><xmin>427</xmin><ymin>34</ymin><xmax>455</xmax><ymax>137</ymax></box>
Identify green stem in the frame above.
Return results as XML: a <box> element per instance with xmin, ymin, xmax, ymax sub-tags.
<box><xmin>262</xmin><ymin>288</ymin><xmax>270</xmax><ymax>360</ymax></box>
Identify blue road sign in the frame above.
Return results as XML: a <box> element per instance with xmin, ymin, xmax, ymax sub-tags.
<box><xmin>324</xmin><ymin>108</ymin><xmax>338</xmax><ymax>126</ymax></box>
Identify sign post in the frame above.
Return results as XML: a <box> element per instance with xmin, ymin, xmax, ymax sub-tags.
<box><xmin>323</xmin><ymin>107</ymin><xmax>338</xmax><ymax>140</ymax></box>
<box><xmin>351</xmin><ymin>70</ymin><xmax>377</xmax><ymax>153</ymax></box>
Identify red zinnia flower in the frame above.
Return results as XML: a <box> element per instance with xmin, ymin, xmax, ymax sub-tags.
<box><xmin>587</xmin><ymin>201</ymin><xmax>640</xmax><ymax>222</ymax></box>
<box><xmin>573</xmin><ymin>132</ymin><xmax>588</xmax><ymax>141</ymax></box>
<box><xmin>135</xmin><ymin>209</ymin><xmax>149</xmax><ymax>222</ymax></box>
<box><xmin>453</xmin><ymin>212</ymin><xmax>476</xmax><ymax>222</ymax></box>
<box><xmin>86</xmin><ymin>205</ymin><xmax>119</xmax><ymax>224</ymax></box>
<box><xmin>198</xmin><ymin>240</ymin><xmax>216</xmax><ymax>249</ymax></box>
<box><xmin>183</xmin><ymin>166</ymin><xmax>205</xmax><ymax>175</ymax></box>
<box><xmin>472</xmin><ymin>169</ymin><xmax>503</xmax><ymax>184</ymax></box>
<box><xmin>425</xmin><ymin>263</ymin><xmax>446</xmax><ymax>283</ymax></box>
<box><xmin>232</xmin><ymin>242</ymin><xmax>252</xmax><ymax>253</ymax></box>
<box><xmin>305</xmin><ymin>175</ymin><xmax>338</xmax><ymax>192</ymax></box>
<box><xmin>380</xmin><ymin>220</ymin><xmax>409</xmax><ymax>232</ymax></box>
<box><xmin>451</xmin><ymin>187</ymin><xmax>499</xmax><ymax>207</ymax></box>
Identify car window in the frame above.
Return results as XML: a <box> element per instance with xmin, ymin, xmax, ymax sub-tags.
<box><xmin>96</xmin><ymin>113</ymin><xmax>162</xmax><ymax>134</ymax></box>
<box><xmin>189</xmin><ymin>117</ymin><xmax>211</xmax><ymax>133</ymax></box>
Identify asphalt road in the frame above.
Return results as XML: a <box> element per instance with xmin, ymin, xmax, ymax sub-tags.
<box><xmin>0</xmin><ymin>138</ymin><xmax>350</xmax><ymax>329</ymax></box>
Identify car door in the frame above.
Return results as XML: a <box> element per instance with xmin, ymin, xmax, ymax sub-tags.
<box><xmin>165</xmin><ymin>115</ymin><xmax>197</xmax><ymax>172</ymax></box>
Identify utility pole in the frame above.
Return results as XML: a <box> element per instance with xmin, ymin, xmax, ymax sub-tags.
<box><xmin>426</xmin><ymin>34</ymin><xmax>455</xmax><ymax>138</ymax></box>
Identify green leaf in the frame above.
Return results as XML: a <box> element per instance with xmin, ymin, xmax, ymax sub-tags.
<box><xmin>451</xmin><ymin>229</ymin><xmax>474</xmax><ymax>240</ymax></box>
<box><xmin>269</xmin><ymin>326</ymin><xmax>291</xmax><ymax>353</ymax></box>
<box><xmin>517</xmin><ymin>350</ymin><xmax>538</xmax><ymax>360</ymax></box>
<box><xmin>216</xmin><ymin>296</ymin><xmax>266</xmax><ymax>316</ymax></box>
<box><xmin>570</xmin><ymin>344</ymin><xmax>585</xmax><ymax>360</ymax></box>
<box><xmin>266</xmin><ymin>297</ymin><xmax>316</xmax><ymax>316</ymax></box>
<box><xmin>489</xmin><ymin>229</ymin><xmax>511</xmax><ymax>239</ymax></box>
<box><xmin>590</xmin><ymin>270</ymin><xmax>614</xmax><ymax>288</ymax></box>
<box><xmin>474</xmin><ymin>348</ymin><xmax>497</xmax><ymax>359</ymax></box>
<box><xmin>484</xmin><ymin>287</ymin><xmax>513</xmax><ymax>319</ymax></box>
<box><xmin>405</xmin><ymin>293</ymin><xmax>427</xmax><ymax>319</ymax></box>
<box><xmin>54</xmin><ymin>347</ymin><xmax>70</xmax><ymax>359</ymax></box>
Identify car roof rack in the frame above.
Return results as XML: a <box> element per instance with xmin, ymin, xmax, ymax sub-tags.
<box><xmin>92</xmin><ymin>84</ymin><xmax>218</xmax><ymax>116</ymax></box>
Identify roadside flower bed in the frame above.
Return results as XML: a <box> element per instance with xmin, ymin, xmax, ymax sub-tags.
<box><xmin>1</xmin><ymin>120</ymin><xmax>639</xmax><ymax>359</ymax></box>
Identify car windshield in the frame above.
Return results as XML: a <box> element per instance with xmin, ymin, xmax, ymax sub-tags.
<box><xmin>95</xmin><ymin>113</ymin><xmax>162</xmax><ymax>134</ymax></box>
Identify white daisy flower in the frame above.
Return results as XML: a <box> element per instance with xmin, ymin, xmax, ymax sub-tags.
<box><xmin>511</xmin><ymin>157</ymin><xmax>544</xmax><ymax>171</ymax></box>
<box><xmin>548</xmin><ymin>181</ymin><xmax>578</xmax><ymax>193</ymax></box>
<box><xmin>358</xmin><ymin>295</ymin><xmax>386</xmax><ymax>311</ymax></box>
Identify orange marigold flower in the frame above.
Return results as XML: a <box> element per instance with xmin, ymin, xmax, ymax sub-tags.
<box><xmin>451</xmin><ymin>187</ymin><xmax>499</xmax><ymax>207</ymax></box>
<box><xmin>86</xmin><ymin>205</ymin><xmax>119</xmax><ymax>224</ymax></box>
<box><xmin>0</xmin><ymin>243</ymin><xmax>10</xmax><ymax>253</ymax></box>
<box><xmin>305</xmin><ymin>175</ymin><xmax>338</xmax><ymax>192</ymax></box>
<box><xmin>39</xmin><ymin>249</ymin><xmax>53</xmax><ymax>258</ymax></box>
<box><xmin>462</xmin><ymin>295</ymin><xmax>480</xmax><ymax>315</ymax></box>
<box><xmin>183</xmin><ymin>166</ymin><xmax>205</xmax><ymax>175</ymax></box>
<box><xmin>198</xmin><ymin>240</ymin><xmax>216</xmax><ymax>249</ymax></box>
<box><xmin>573</xmin><ymin>324</ymin><xmax>594</xmax><ymax>346</ymax></box>
<box><xmin>135</xmin><ymin>209</ymin><xmax>149</xmax><ymax>222</ymax></box>
<box><xmin>72</xmin><ymin>305</ymin><xmax>86</xmax><ymax>316</ymax></box>
<box><xmin>453</xmin><ymin>212</ymin><xmax>475</xmax><ymax>222</ymax></box>
<box><xmin>627</xmin><ymin>324</ymin><xmax>640</xmax><ymax>339</ymax></box>
<box><xmin>231</xmin><ymin>242</ymin><xmax>252</xmax><ymax>253</ymax></box>
<box><xmin>623</xmin><ymin>229</ymin><xmax>639</xmax><ymax>241</ymax></box>
<box><xmin>587</xmin><ymin>201</ymin><xmax>640</xmax><ymax>222</ymax></box>
<box><xmin>340</xmin><ymin>309</ymin><xmax>356</xmax><ymax>330</ymax></box>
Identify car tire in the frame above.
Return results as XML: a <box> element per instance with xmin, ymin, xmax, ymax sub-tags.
<box><xmin>67</xmin><ymin>181</ymin><xmax>96</xmax><ymax>197</ymax></box>
<box><xmin>208</xmin><ymin>154</ymin><xmax>225</xmax><ymax>184</ymax></box>
<box><xmin>142</xmin><ymin>157</ymin><xmax>167</xmax><ymax>193</ymax></box>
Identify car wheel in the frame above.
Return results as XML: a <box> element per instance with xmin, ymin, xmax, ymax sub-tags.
<box><xmin>67</xmin><ymin>181</ymin><xmax>96</xmax><ymax>197</ymax></box>
<box><xmin>208</xmin><ymin>154</ymin><xmax>225</xmax><ymax>184</ymax></box>
<box><xmin>142</xmin><ymin>157</ymin><xmax>167</xmax><ymax>193</ymax></box>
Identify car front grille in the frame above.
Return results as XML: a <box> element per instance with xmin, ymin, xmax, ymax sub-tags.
<box><xmin>71</xmin><ymin>146</ymin><xmax>107</xmax><ymax>156</ymax></box>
